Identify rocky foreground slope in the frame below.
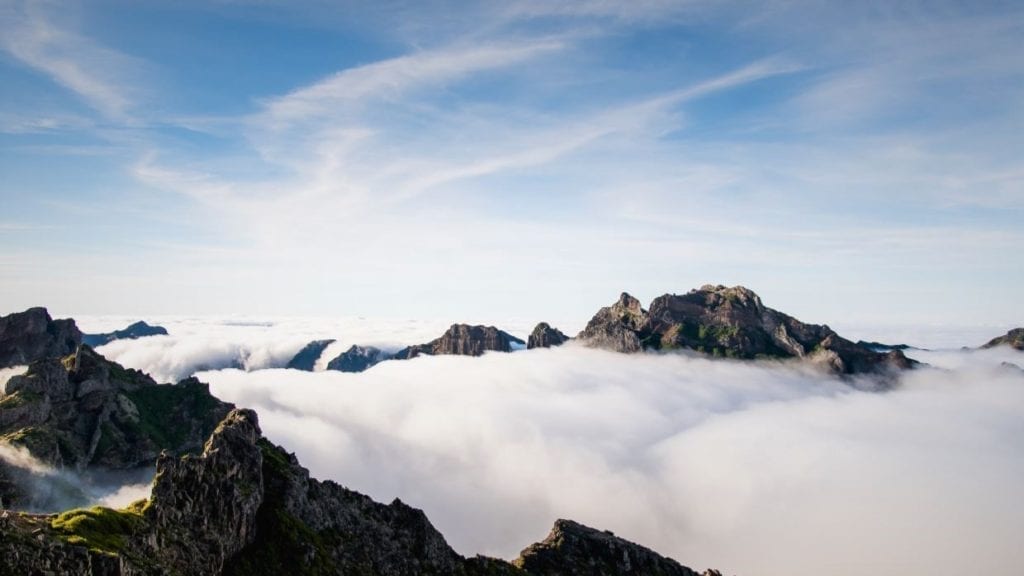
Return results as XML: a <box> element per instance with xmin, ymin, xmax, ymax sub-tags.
<box><xmin>0</xmin><ymin>408</ymin><xmax>722</xmax><ymax>576</ymax></box>
<box><xmin>577</xmin><ymin>285</ymin><xmax>915</xmax><ymax>377</ymax></box>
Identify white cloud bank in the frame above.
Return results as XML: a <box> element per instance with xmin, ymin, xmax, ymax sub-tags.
<box><xmin>188</xmin><ymin>344</ymin><xmax>1024</xmax><ymax>576</ymax></box>
<box><xmin>77</xmin><ymin>315</ymin><xmax>548</xmax><ymax>383</ymax></box>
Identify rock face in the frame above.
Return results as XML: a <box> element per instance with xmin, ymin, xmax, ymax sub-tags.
<box><xmin>527</xmin><ymin>323</ymin><xmax>569</xmax><ymax>349</ymax></box>
<box><xmin>515</xmin><ymin>519</ymin><xmax>717</xmax><ymax>576</ymax></box>
<box><xmin>0</xmin><ymin>408</ymin><xmax>722</xmax><ymax>576</ymax></box>
<box><xmin>0</xmin><ymin>346</ymin><xmax>232</xmax><ymax>509</ymax></box>
<box><xmin>82</xmin><ymin>321</ymin><xmax>169</xmax><ymax>348</ymax></box>
<box><xmin>395</xmin><ymin>324</ymin><xmax>525</xmax><ymax>359</ymax></box>
<box><xmin>981</xmin><ymin>328</ymin><xmax>1024</xmax><ymax>351</ymax></box>
<box><xmin>578</xmin><ymin>285</ymin><xmax>915</xmax><ymax>376</ymax></box>
<box><xmin>286</xmin><ymin>339</ymin><xmax>336</xmax><ymax>371</ymax></box>
<box><xmin>0</xmin><ymin>307</ymin><xmax>82</xmax><ymax>369</ymax></box>
<box><xmin>325</xmin><ymin>345</ymin><xmax>387</xmax><ymax>372</ymax></box>
<box><xmin>576</xmin><ymin>293</ymin><xmax>652</xmax><ymax>353</ymax></box>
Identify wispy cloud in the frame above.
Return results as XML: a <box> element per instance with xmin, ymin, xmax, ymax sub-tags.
<box><xmin>0</xmin><ymin>0</ymin><xmax>143</xmax><ymax>121</ymax></box>
<box><xmin>261</xmin><ymin>40</ymin><xmax>565</xmax><ymax>127</ymax></box>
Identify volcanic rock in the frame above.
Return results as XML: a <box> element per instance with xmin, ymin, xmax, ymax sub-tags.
<box><xmin>82</xmin><ymin>321</ymin><xmax>169</xmax><ymax>348</ymax></box>
<box><xmin>981</xmin><ymin>328</ymin><xmax>1024</xmax><ymax>351</ymax></box>
<box><xmin>0</xmin><ymin>308</ymin><xmax>82</xmax><ymax>369</ymax></box>
<box><xmin>286</xmin><ymin>339</ymin><xmax>336</xmax><ymax>371</ymax></box>
<box><xmin>527</xmin><ymin>323</ymin><xmax>569</xmax><ymax>349</ymax></box>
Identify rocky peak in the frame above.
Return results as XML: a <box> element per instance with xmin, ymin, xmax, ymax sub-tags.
<box><xmin>514</xmin><ymin>519</ymin><xmax>715</xmax><ymax>576</ymax></box>
<box><xmin>325</xmin><ymin>344</ymin><xmax>386</xmax><ymax>372</ymax></box>
<box><xmin>395</xmin><ymin>324</ymin><xmax>525</xmax><ymax>359</ymax></box>
<box><xmin>142</xmin><ymin>408</ymin><xmax>264</xmax><ymax>574</ymax></box>
<box><xmin>527</xmin><ymin>322</ymin><xmax>569</xmax><ymax>349</ymax></box>
<box><xmin>82</xmin><ymin>321</ymin><xmax>168</xmax><ymax>348</ymax></box>
<box><xmin>1</xmin><ymin>348</ymin><xmax>232</xmax><ymax>508</ymax></box>
<box><xmin>580</xmin><ymin>284</ymin><xmax>915</xmax><ymax>379</ymax></box>
<box><xmin>576</xmin><ymin>293</ymin><xmax>651</xmax><ymax>353</ymax></box>
<box><xmin>0</xmin><ymin>307</ymin><xmax>82</xmax><ymax>369</ymax></box>
<box><xmin>981</xmin><ymin>328</ymin><xmax>1024</xmax><ymax>351</ymax></box>
<box><xmin>693</xmin><ymin>284</ymin><xmax>763</xmax><ymax>312</ymax></box>
<box><xmin>285</xmin><ymin>339</ymin><xmax>336</xmax><ymax>371</ymax></box>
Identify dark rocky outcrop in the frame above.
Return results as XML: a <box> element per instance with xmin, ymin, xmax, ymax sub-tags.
<box><xmin>325</xmin><ymin>345</ymin><xmax>387</xmax><ymax>372</ymax></box>
<box><xmin>578</xmin><ymin>285</ymin><xmax>915</xmax><ymax>377</ymax></box>
<box><xmin>856</xmin><ymin>340</ymin><xmax>913</xmax><ymax>352</ymax></box>
<box><xmin>286</xmin><ymin>339</ymin><xmax>336</xmax><ymax>371</ymax></box>
<box><xmin>515</xmin><ymin>519</ymin><xmax>718</xmax><ymax>576</ymax></box>
<box><xmin>0</xmin><ymin>346</ymin><xmax>232</xmax><ymax>509</ymax></box>
<box><xmin>82</xmin><ymin>321</ymin><xmax>169</xmax><ymax>348</ymax></box>
<box><xmin>527</xmin><ymin>323</ymin><xmax>569</xmax><ymax>349</ymax></box>
<box><xmin>0</xmin><ymin>307</ymin><xmax>82</xmax><ymax>369</ymax></box>
<box><xmin>981</xmin><ymin>328</ymin><xmax>1024</xmax><ymax>351</ymax></box>
<box><xmin>0</xmin><ymin>408</ymin><xmax>721</xmax><ymax>576</ymax></box>
<box><xmin>395</xmin><ymin>324</ymin><xmax>525</xmax><ymax>360</ymax></box>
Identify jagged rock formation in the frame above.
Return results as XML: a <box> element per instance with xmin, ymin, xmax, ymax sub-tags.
<box><xmin>576</xmin><ymin>293</ymin><xmax>652</xmax><ymax>353</ymax></box>
<box><xmin>286</xmin><ymin>339</ymin><xmax>336</xmax><ymax>371</ymax></box>
<box><xmin>515</xmin><ymin>519</ymin><xmax>720</xmax><ymax>576</ymax></box>
<box><xmin>0</xmin><ymin>346</ymin><xmax>232</xmax><ymax>509</ymax></box>
<box><xmin>0</xmin><ymin>307</ymin><xmax>82</xmax><ymax>369</ymax></box>
<box><xmin>394</xmin><ymin>324</ymin><xmax>525</xmax><ymax>360</ymax></box>
<box><xmin>82</xmin><ymin>321</ymin><xmax>169</xmax><ymax>348</ymax></box>
<box><xmin>0</xmin><ymin>408</ymin><xmax>721</xmax><ymax>576</ymax></box>
<box><xmin>527</xmin><ymin>323</ymin><xmax>569</xmax><ymax>349</ymax></box>
<box><xmin>326</xmin><ymin>345</ymin><xmax>387</xmax><ymax>372</ymax></box>
<box><xmin>981</xmin><ymin>328</ymin><xmax>1024</xmax><ymax>351</ymax></box>
<box><xmin>578</xmin><ymin>285</ymin><xmax>915</xmax><ymax>376</ymax></box>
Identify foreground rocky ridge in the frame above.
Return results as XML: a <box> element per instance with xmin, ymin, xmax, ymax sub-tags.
<box><xmin>0</xmin><ymin>408</ymin><xmax>722</xmax><ymax>576</ymax></box>
<box><xmin>0</xmin><ymin>343</ymin><xmax>232</xmax><ymax>510</ymax></box>
<box><xmin>577</xmin><ymin>285</ymin><xmax>916</xmax><ymax>377</ymax></box>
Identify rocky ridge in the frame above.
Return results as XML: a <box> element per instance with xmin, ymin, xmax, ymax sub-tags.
<box><xmin>326</xmin><ymin>344</ymin><xmax>387</xmax><ymax>372</ymax></box>
<box><xmin>981</xmin><ymin>328</ymin><xmax>1024</xmax><ymax>351</ymax></box>
<box><xmin>82</xmin><ymin>321</ymin><xmax>169</xmax><ymax>348</ymax></box>
<box><xmin>394</xmin><ymin>324</ymin><xmax>526</xmax><ymax>360</ymax></box>
<box><xmin>0</xmin><ymin>344</ymin><xmax>232</xmax><ymax>509</ymax></box>
<box><xmin>0</xmin><ymin>409</ymin><xmax>722</xmax><ymax>576</ymax></box>
<box><xmin>577</xmin><ymin>285</ymin><xmax>915</xmax><ymax>377</ymax></box>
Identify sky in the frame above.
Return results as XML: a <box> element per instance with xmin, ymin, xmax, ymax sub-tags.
<box><xmin>1</xmin><ymin>0</ymin><xmax>1022</xmax><ymax>328</ymax></box>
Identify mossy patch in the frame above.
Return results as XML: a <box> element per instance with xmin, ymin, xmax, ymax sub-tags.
<box><xmin>50</xmin><ymin>505</ymin><xmax>144</xmax><ymax>556</ymax></box>
<box><xmin>0</xmin><ymin>390</ymin><xmax>42</xmax><ymax>409</ymax></box>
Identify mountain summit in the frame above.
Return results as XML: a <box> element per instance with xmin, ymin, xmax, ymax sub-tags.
<box><xmin>577</xmin><ymin>284</ymin><xmax>914</xmax><ymax>376</ymax></box>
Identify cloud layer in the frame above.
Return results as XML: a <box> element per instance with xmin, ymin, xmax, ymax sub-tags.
<box><xmin>186</xmin><ymin>342</ymin><xmax>1024</xmax><ymax>576</ymax></box>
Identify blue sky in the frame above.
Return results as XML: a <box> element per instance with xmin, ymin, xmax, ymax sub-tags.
<box><xmin>1</xmin><ymin>0</ymin><xmax>1022</xmax><ymax>328</ymax></box>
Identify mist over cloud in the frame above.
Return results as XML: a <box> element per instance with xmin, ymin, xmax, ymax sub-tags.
<box><xmin>0</xmin><ymin>442</ymin><xmax>153</xmax><ymax>513</ymax></box>
<box><xmin>187</xmin><ymin>343</ymin><xmax>1024</xmax><ymax>576</ymax></box>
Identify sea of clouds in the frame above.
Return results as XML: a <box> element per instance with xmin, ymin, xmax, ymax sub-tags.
<box><xmin>57</xmin><ymin>317</ymin><xmax>1024</xmax><ymax>575</ymax></box>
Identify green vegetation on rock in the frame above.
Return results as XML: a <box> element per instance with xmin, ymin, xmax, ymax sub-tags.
<box><xmin>50</xmin><ymin>505</ymin><xmax>144</xmax><ymax>556</ymax></box>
